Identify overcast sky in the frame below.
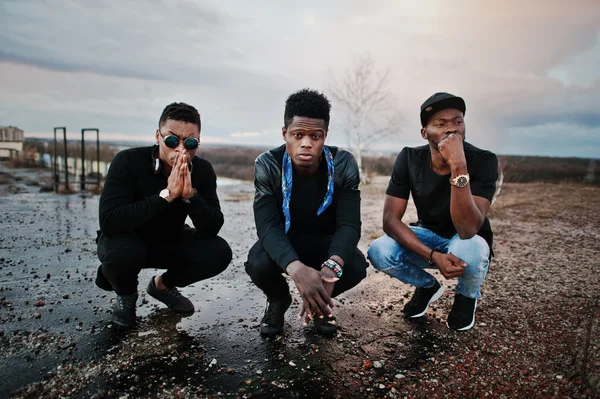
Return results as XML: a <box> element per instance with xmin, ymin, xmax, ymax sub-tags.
<box><xmin>1</xmin><ymin>0</ymin><xmax>599</xmax><ymax>158</ymax></box>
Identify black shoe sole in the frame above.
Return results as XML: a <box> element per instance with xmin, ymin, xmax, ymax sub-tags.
<box><xmin>314</xmin><ymin>325</ymin><xmax>337</xmax><ymax>336</ymax></box>
<box><xmin>260</xmin><ymin>327</ymin><xmax>284</xmax><ymax>336</ymax></box>
<box><xmin>167</xmin><ymin>307</ymin><xmax>195</xmax><ymax>316</ymax></box>
<box><xmin>111</xmin><ymin>318</ymin><xmax>135</xmax><ymax>329</ymax></box>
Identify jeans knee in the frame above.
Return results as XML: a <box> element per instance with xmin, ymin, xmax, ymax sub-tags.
<box><xmin>367</xmin><ymin>235</ymin><xmax>400</xmax><ymax>272</ymax></box>
<box><xmin>449</xmin><ymin>235</ymin><xmax>489</xmax><ymax>275</ymax></box>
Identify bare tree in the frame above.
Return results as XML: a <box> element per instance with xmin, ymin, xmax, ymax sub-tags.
<box><xmin>329</xmin><ymin>54</ymin><xmax>402</xmax><ymax>184</ymax></box>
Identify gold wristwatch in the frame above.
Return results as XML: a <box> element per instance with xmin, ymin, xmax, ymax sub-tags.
<box><xmin>449</xmin><ymin>174</ymin><xmax>470</xmax><ymax>188</ymax></box>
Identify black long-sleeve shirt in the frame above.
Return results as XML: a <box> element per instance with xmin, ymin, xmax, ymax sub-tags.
<box><xmin>253</xmin><ymin>145</ymin><xmax>361</xmax><ymax>270</ymax></box>
<box><xmin>99</xmin><ymin>146</ymin><xmax>224</xmax><ymax>240</ymax></box>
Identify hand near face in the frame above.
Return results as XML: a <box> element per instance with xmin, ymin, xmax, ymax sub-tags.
<box><xmin>437</xmin><ymin>133</ymin><xmax>467</xmax><ymax>168</ymax></box>
<box><xmin>167</xmin><ymin>152</ymin><xmax>185</xmax><ymax>199</ymax></box>
<box><xmin>181</xmin><ymin>159</ymin><xmax>194</xmax><ymax>200</ymax></box>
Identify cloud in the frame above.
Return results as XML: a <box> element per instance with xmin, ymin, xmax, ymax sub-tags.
<box><xmin>0</xmin><ymin>0</ymin><xmax>598</xmax><ymax>158</ymax></box>
<box><xmin>500</xmin><ymin>122</ymin><xmax>600</xmax><ymax>158</ymax></box>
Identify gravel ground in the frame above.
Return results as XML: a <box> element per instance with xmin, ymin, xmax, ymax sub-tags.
<box><xmin>0</xmin><ymin>165</ymin><xmax>598</xmax><ymax>398</ymax></box>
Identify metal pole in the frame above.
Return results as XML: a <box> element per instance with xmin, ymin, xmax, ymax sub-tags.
<box><xmin>96</xmin><ymin>129</ymin><xmax>100</xmax><ymax>186</ymax></box>
<box><xmin>53</xmin><ymin>128</ymin><xmax>58</xmax><ymax>192</ymax></box>
<box><xmin>62</xmin><ymin>128</ymin><xmax>69</xmax><ymax>189</ymax></box>
<box><xmin>80</xmin><ymin>129</ymin><xmax>85</xmax><ymax>191</ymax></box>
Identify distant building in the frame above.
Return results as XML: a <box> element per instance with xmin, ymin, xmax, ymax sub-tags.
<box><xmin>0</xmin><ymin>126</ymin><xmax>24</xmax><ymax>159</ymax></box>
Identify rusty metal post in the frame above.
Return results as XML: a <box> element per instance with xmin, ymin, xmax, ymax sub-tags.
<box><xmin>80</xmin><ymin>129</ymin><xmax>85</xmax><ymax>191</ymax></box>
<box><xmin>53</xmin><ymin>127</ymin><xmax>66</xmax><ymax>192</ymax></box>
<box><xmin>96</xmin><ymin>130</ymin><xmax>100</xmax><ymax>186</ymax></box>
<box><xmin>81</xmin><ymin>129</ymin><xmax>100</xmax><ymax>191</ymax></box>
<box><xmin>52</xmin><ymin>127</ymin><xmax>63</xmax><ymax>192</ymax></box>
<box><xmin>62</xmin><ymin>128</ymin><xmax>69</xmax><ymax>188</ymax></box>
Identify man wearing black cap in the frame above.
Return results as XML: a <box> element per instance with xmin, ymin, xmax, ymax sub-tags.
<box><xmin>367</xmin><ymin>92</ymin><xmax>498</xmax><ymax>331</ymax></box>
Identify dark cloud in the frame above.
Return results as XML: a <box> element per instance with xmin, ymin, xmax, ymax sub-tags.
<box><xmin>1</xmin><ymin>0</ymin><xmax>598</xmax><ymax>157</ymax></box>
<box><xmin>506</xmin><ymin>110</ymin><xmax>600</xmax><ymax>129</ymax></box>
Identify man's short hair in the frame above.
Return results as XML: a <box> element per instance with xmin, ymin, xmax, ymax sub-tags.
<box><xmin>159</xmin><ymin>102</ymin><xmax>201</xmax><ymax>131</ymax></box>
<box><xmin>284</xmin><ymin>89</ymin><xmax>331</xmax><ymax>129</ymax></box>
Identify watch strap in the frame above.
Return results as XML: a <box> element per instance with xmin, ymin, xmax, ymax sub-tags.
<box><xmin>159</xmin><ymin>189</ymin><xmax>173</xmax><ymax>203</ymax></box>
<box><xmin>449</xmin><ymin>173</ymin><xmax>470</xmax><ymax>187</ymax></box>
<box><xmin>182</xmin><ymin>188</ymin><xmax>197</xmax><ymax>204</ymax></box>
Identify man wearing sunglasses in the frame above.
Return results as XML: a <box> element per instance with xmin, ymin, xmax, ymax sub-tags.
<box><xmin>96</xmin><ymin>102</ymin><xmax>232</xmax><ymax>329</ymax></box>
<box><xmin>245</xmin><ymin>89</ymin><xmax>368</xmax><ymax>336</ymax></box>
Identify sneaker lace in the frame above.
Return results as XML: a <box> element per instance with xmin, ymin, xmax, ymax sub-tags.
<box><xmin>412</xmin><ymin>286</ymin><xmax>430</xmax><ymax>302</ymax></box>
<box><xmin>117</xmin><ymin>295</ymin><xmax>136</xmax><ymax>309</ymax></box>
<box><xmin>165</xmin><ymin>287</ymin><xmax>183</xmax><ymax>298</ymax></box>
<box><xmin>263</xmin><ymin>299</ymin><xmax>284</xmax><ymax>324</ymax></box>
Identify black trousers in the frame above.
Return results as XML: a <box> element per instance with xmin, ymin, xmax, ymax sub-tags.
<box><xmin>97</xmin><ymin>227</ymin><xmax>232</xmax><ymax>295</ymax></box>
<box><xmin>244</xmin><ymin>235</ymin><xmax>368</xmax><ymax>301</ymax></box>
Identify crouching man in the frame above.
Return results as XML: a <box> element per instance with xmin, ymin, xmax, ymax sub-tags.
<box><xmin>368</xmin><ymin>92</ymin><xmax>498</xmax><ymax>331</ymax></box>
<box><xmin>96</xmin><ymin>102</ymin><xmax>232</xmax><ymax>329</ymax></box>
<box><xmin>245</xmin><ymin>89</ymin><xmax>368</xmax><ymax>336</ymax></box>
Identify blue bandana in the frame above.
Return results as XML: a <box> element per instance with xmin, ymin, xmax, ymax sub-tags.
<box><xmin>282</xmin><ymin>146</ymin><xmax>334</xmax><ymax>234</ymax></box>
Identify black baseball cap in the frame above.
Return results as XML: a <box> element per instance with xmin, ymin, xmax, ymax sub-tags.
<box><xmin>420</xmin><ymin>92</ymin><xmax>466</xmax><ymax>127</ymax></box>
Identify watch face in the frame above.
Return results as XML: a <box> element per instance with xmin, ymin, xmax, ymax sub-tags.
<box><xmin>457</xmin><ymin>176</ymin><xmax>468</xmax><ymax>187</ymax></box>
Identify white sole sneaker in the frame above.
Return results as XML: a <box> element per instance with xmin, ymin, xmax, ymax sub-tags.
<box><xmin>446</xmin><ymin>298</ymin><xmax>477</xmax><ymax>331</ymax></box>
<box><xmin>409</xmin><ymin>284</ymin><xmax>445</xmax><ymax>318</ymax></box>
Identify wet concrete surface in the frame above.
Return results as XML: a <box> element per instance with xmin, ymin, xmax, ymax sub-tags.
<box><xmin>0</xmin><ymin>167</ymin><xmax>434</xmax><ymax>398</ymax></box>
<box><xmin>1</xmin><ymin>164</ymin><xmax>599</xmax><ymax>398</ymax></box>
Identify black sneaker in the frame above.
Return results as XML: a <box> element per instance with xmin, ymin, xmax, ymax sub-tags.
<box><xmin>447</xmin><ymin>294</ymin><xmax>477</xmax><ymax>331</ymax></box>
<box><xmin>260</xmin><ymin>295</ymin><xmax>292</xmax><ymax>336</ymax></box>
<box><xmin>112</xmin><ymin>294</ymin><xmax>137</xmax><ymax>329</ymax></box>
<box><xmin>95</xmin><ymin>264</ymin><xmax>113</xmax><ymax>291</ymax></box>
<box><xmin>146</xmin><ymin>276</ymin><xmax>195</xmax><ymax>315</ymax></box>
<box><xmin>314</xmin><ymin>316</ymin><xmax>337</xmax><ymax>335</ymax></box>
<box><xmin>403</xmin><ymin>280</ymin><xmax>444</xmax><ymax>318</ymax></box>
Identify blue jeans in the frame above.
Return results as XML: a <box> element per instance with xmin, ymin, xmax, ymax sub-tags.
<box><xmin>367</xmin><ymin>227</ymin><xmax>490</xmax><ymax>299</ymax></box>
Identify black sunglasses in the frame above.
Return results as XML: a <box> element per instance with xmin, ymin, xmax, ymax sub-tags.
<box><xmin>159</xmin><ymin>131</ymin><xmax>199</xmax><ymax>150</ymax></box>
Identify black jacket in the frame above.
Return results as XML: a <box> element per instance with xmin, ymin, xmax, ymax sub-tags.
<box><xmin>253</xmin><ymin>144</ymin><xmax>361</xmax><ymax>270</ymax></box>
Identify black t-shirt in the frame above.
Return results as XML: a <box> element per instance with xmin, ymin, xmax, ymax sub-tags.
<box><xmin>386</xmin><ymin>142</ymin><xmax>498</xmax><ymax>248</ymax></box>
<box><xmin>288</xmin><ymin>159</ymin><xmax>338</xmax><ymax>236</ymax></box>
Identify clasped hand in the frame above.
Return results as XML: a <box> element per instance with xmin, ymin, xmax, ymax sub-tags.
<box><xmin>166</xmin><ymin>152</ymin><xmax>194</xmax><ymax>200</ymax></box>
<box><xmin>287</xmin><ymin>261</ymin><xmax>338</xmax><ymax>325</ymax></box>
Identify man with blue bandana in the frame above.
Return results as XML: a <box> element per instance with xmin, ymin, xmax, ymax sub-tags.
<box><xmin>245</xmin><ymin>89</ymin><xmax>368</xmax><ymax>336</ymax></box>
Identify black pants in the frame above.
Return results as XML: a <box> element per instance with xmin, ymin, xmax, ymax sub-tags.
<box><xmin>244</xmin><ymin>235</ymin><xmax>368</xmax><ymax>301</ymax></box>
<box><xmin>97</xmin><ymin>227</ymin><xmax>232</xmax><ymax>295</ymax></box>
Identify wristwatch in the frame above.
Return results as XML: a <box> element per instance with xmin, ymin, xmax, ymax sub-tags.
<box><xmin>159</xmin><ymin>188</ymin><xmax>173</xmax><ymax>203</ymax></box>
<box><xmin>449</xmin><ymin>174</ymin><xmax>470</xmax><ymax>188</ymax></box>
<box><xmin>182</xmin><ymin>188</ymin><xmax>197</xmax><ymax>204</ymax></box>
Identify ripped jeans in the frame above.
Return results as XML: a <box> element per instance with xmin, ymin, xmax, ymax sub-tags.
<box><xmin>367</xmin><ymin>226</ymin><xmax>490</xmax><ymax>299</ymax></box>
